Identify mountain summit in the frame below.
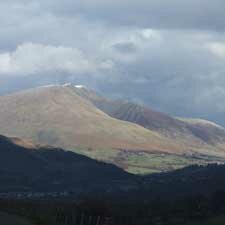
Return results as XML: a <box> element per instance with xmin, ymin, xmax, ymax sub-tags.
<box><xmin>0</xmin><ymin>85</ymin><xmax>175</xmax><ymax>152</ymax></box>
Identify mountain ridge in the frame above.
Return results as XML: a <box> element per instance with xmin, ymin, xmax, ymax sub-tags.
<box><xmin>73</xmin><ymin>85</ymin><xmax>225</xmax><ymax>147</ymax></box>
<box><xmin>0</xmin><ymin>85</ymin><xmax>178</xmax><ymax>153</ymax></box>
<box><xmin>0</xmin><ymin>84</ymin><xmax>225</xmax><ymax>173</ymax></box>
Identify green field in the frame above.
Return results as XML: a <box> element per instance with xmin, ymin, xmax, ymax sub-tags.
<box><xmin>71</xmin><ymin>147</ymin><xmax>213</xmax><ymax>174</ymax></box>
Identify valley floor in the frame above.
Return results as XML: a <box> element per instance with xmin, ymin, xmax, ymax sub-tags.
<box><xmin>74</xmin><ymin>147</ymin><xmax>224</xmax><ymax>174</ymax></box>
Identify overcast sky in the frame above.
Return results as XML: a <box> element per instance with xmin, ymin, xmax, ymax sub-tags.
<box><xmin>1</xmin><ymin>1</ymin><xmax>225</xmax><ymax>124</ymax></box>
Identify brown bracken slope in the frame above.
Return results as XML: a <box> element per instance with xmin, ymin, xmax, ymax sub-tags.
<box><xmin>73</xmin><ymin>85</ymin><xmax>225</xmax><ymax>158</ymax></box>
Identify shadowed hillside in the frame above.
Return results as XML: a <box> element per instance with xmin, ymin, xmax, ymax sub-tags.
<box><xmin>0</xmin><ymin>135</ymin><xmax>135</xmax><ymax>193</ymax></box>
<box><xmin>1</xmin><ymin>134</ymin><xmax>225</xmax><ymax>199</ymax></box>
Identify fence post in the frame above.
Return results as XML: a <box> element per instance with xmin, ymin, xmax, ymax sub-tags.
<box><xmin>104</xmin><ymin>217</ymin><xmax>110</xmax><ymax>225</ymax></box>
<box><xmin>71</xmin><ymin>211</ymin><xmax>77</xmax><ymax>225</ymax></box>
<box><xmin>96</xmin><ymin>216</ymin><xmax>101</xmax><ymax>225</ymax></box>
<box><xmin>79</xmin><ymin>212</ymin><xmax>85</xmax><ymax>225</ymax></box>
<box><xmin>87</xmin><ymin>215</ymin><xmax>92</xmax><ymax>225</ymax></box>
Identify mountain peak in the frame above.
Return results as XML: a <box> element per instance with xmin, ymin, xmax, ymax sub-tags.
<box><xmin>0</xmin><ymin>85</ymin><xmax>174</xmax><ymax>156</ymax></box>
<box><xmin>62</xmin><ymin>82</ymin><xmax>73</xmax><ymax>87</ymax></box>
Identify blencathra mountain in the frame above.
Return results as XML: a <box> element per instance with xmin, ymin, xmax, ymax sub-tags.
<box><xmin>0</xmin><ymin>84</ymin><xmax>175</xmax><ymax>151</ymax></box>
<box><xmin>0</xmin><ymin>84</ymin><xmax>225</xmax><ymax>173</ymax></box>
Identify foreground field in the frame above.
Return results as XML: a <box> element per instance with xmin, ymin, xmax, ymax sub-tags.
<box><xmin>0</xmin><ymin>212</ymin><xmax>33</xmax><ymax>225</ymax></box>
<box><xmin>186</xmin><ymin>216</ymin><xmax>225</xmax><ymax>225</ymax></box>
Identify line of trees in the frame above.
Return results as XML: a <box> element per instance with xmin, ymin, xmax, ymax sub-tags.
<box><xmin>1</xmin><ymin>191</ymin><xmax>225</xmax><ymax>225</ymax></box>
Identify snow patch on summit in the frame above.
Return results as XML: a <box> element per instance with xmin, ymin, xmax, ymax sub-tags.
<box><xmin>75</xmin><ymin>85</ymin><xmax>86</xmax><ymax>89</ymax></box>
<box><xmin>38</xmin><ymin>83</ymin><xmax>87</xmax><ymax>90</ymax></box>
<box><xmin>62</xmin><ymin>83</ymin><xmax>73</xmax><ymax>87</ymax></box>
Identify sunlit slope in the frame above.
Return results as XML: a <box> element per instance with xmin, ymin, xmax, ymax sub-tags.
<box><xmin>178</xmin><ymin>117</ymin><xmax>225</xmax><ymax>146</ymax></box>
<box><xmin>0</xmin><ymin>85</ymin><xmax>178</xmax><ymax>153</ymax></box>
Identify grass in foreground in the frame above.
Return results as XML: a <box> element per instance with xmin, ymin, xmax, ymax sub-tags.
<box><xmin>186</xmin><ymin>216</ymin><xmax>225</xmax><ymax>225</ymax></box>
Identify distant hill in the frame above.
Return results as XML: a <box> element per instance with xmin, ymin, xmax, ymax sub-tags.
<box><xmin>74</xmin><ymin>85</ymin><xmax>225</xmax><ymax>146</ymax></box>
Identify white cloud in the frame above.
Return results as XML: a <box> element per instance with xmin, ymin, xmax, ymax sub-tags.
<box><xmin>140</xmin><ymin>29</ymin><xmax>162</xmax><ymax>41</ymax></box>
<box><xmin>207</xmin><ymin>42</ymin><xmax>225</xmax><ymax>58</ymax></box>
<box><xmin>0</xmin><ymin>43</ymin><xmax>103</xmax><ymax>76</ymax></box>
<box><xmin>1</xmin><ymin>1</ymin><xmax>225</xmax><ymax>125</ymax></box>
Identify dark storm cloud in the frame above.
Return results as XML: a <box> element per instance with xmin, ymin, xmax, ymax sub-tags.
<box><xmin>1</xmin><ymin>1</ymin><xmax>225</xmax><ymax>125</ymax></box>
<box><xmin>112</xmin><ymin>42</ymin><xmax>138</xmax><ymax>54</ymax></box>
<box><xmin>40</xmin><ymin>0</ymin><xmax>225</xmax><ymax>30</ymax></box>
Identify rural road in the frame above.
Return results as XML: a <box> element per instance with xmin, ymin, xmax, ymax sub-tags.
<box><xmin>0</xmin><ymin>211</ymin><xmax>33</xmax><ymax>225</ymax></box>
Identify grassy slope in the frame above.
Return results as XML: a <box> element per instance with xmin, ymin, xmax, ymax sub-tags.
<box><xmin>0</xmin><ymin>85</ymin><xmax>179</xmax><ymax>153</ymax></box>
